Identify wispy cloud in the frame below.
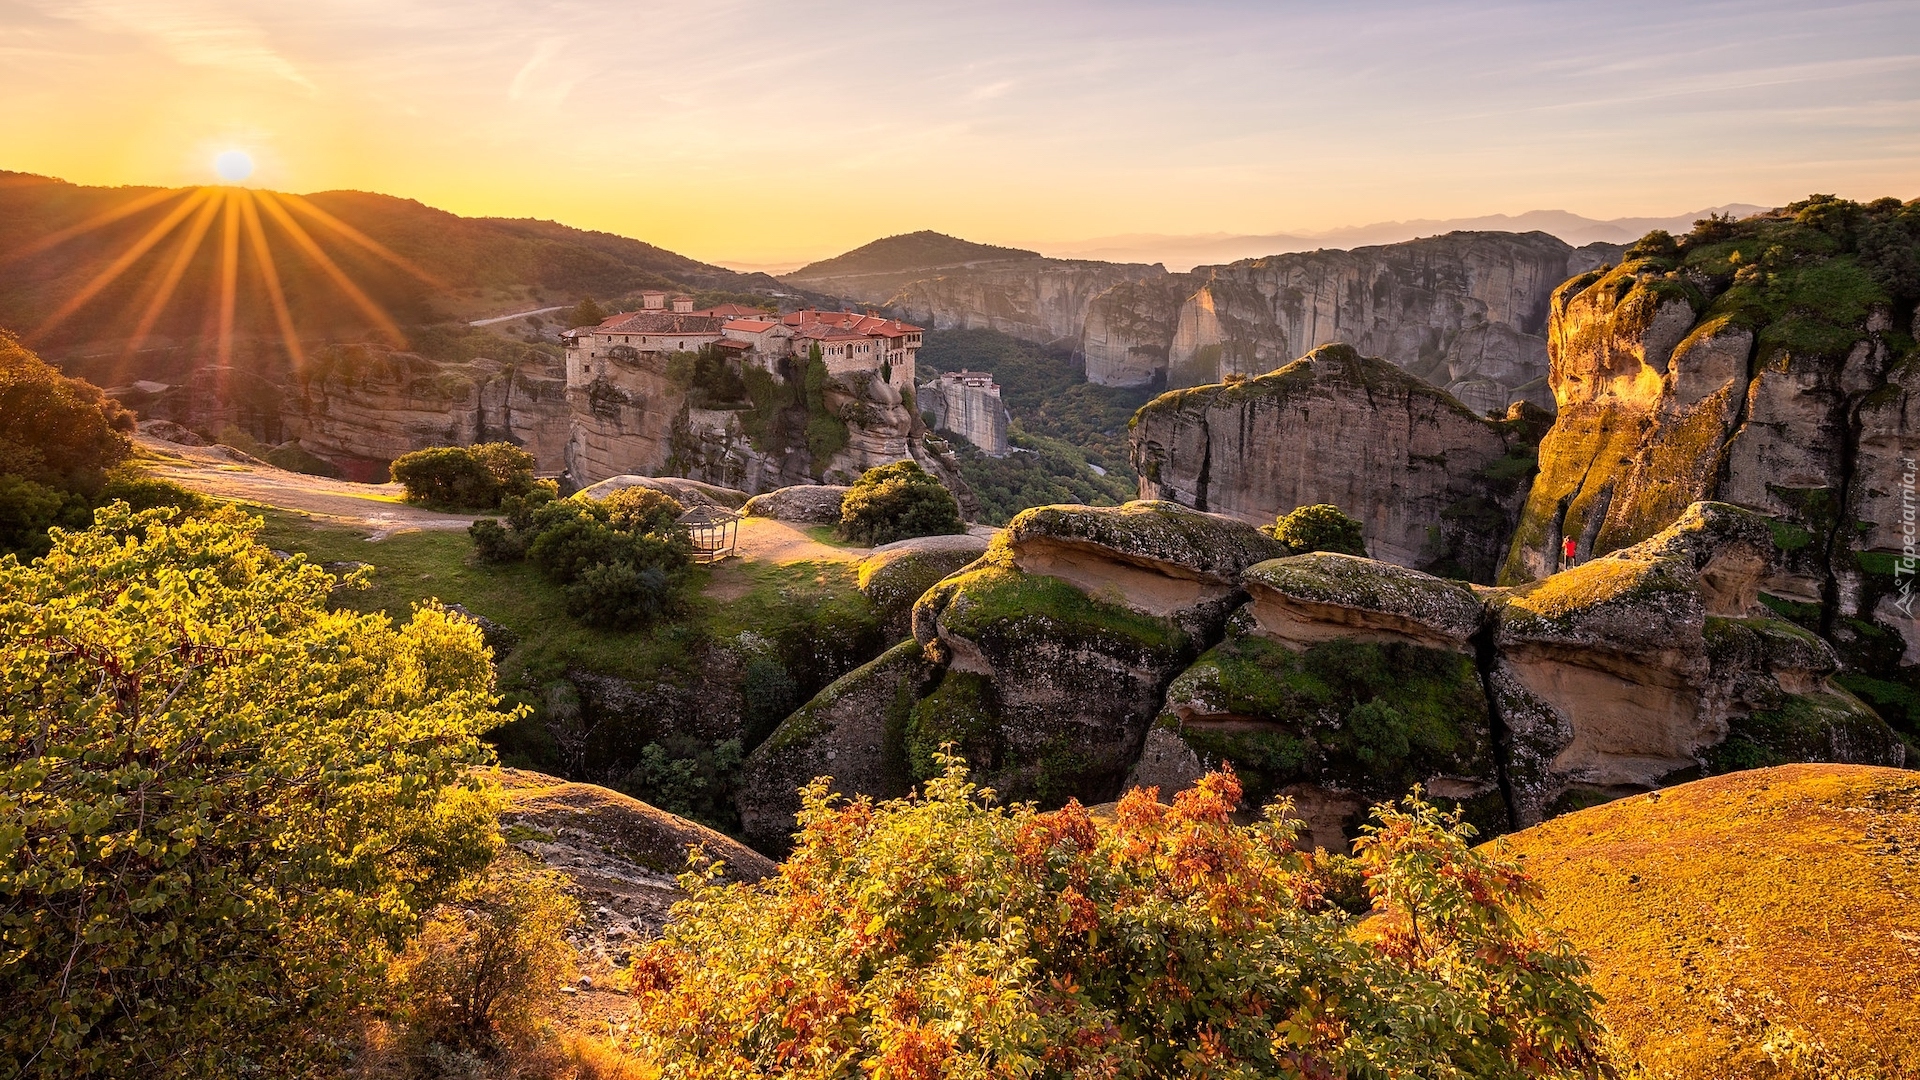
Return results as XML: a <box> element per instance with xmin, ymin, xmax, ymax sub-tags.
<box><xmin>45</xmin><ymin>0</ymin><xmax>314</xmax><ymax>90</ymax></box>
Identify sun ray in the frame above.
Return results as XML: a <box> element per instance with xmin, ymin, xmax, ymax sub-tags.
<box><xmin>253</xmin><ymin>190</ymin><xmax>405</xmax><ymax>345</ymax></box>
<box><xmin>216</xmin><ymin>192</ymin><xmax>240</xmax><ymax>368</ymax></box>
<box><xmin>30</xmin><ymin>187</ymin><xmax>213</xmax><ymax>343</ymax></box>
<box><xmin>124</xmin><ymin>189</ymin><xmax>224</xmax><ymax>359</ymax></box>
<box><xmin>278</xmin><ymin>192</ymin><xmax>445</xmax><ymax>288</ymax></box>
<box><xmin>1</xmin><ymin>186</ymin><xmax>188</xmax><ymax>266</ymax></box>
<box><xmin>237</xmin><ymin>191</ymin><xmax>306</xmax><ymax>368</ymax></box>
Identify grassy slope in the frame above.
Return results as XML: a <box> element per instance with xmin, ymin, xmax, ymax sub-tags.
<box><xmin>1496</xmin><ymin>764</ymin><xmax>1920</xmax><ymax>1079</ymax></box>
<box><xmin>254</xmin><ymin>509</ymin><xmax>867</xmax><ymax>689</ymax></box>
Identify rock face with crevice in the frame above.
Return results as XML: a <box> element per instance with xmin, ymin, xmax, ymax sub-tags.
<box><xmin>1130</xmin><ymin>343</ymin><xmax>1544</xmax><ymax>583</ymax></box>
<box><xmin>1501</xmin><ymin>210</ymin><xmax>1918</xmax><ymax>666</ymax></box>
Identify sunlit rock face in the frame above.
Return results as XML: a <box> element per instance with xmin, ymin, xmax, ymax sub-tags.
<box><xmin>1164</xmin><ymin>232</ymin><xmax>1615</xmax><ymax>405</ymax></box>
<box><xmin>1129</xmin><ymin>343</ymin><xmax>1541</xmax><ymax>584</ymax></box>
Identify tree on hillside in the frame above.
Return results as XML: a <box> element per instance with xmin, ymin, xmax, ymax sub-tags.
<box><xmin>626</xmin><ymin>758</ymin><xmax>1607</xmax><ymax>1078</ymax></box>
<box><xmin>569</xmin><ymin>297</ymin><xmax>607</xmax><ymax>328</ymax></box>
<box><xmin>838</xmin><ymin>459</ymin><xmax>966</xmax><ymax>546</ymax></box>
<box><xmin>0</xmin><ymin>504</ymin><xmax>510</xmax><ymax>1077</ymax></box>
<box><xmin>0</xmin><ymin>332</ymin><xmax>138</xmax><ymax>557</ymax></box>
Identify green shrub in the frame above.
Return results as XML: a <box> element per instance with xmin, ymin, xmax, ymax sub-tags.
<box><xmin>468</xmin><ymin>518</ymin><xmax>523</xmax><ymax>563</ymax></box>
<box><xmin>838</xmin><ymin>460</ymin><xmax>965</xmax><ymax>546</ymax></box>
<box><xmin>390</xmin><ymin>442</ymin><xmax>538</xmax><ymax>510</ymax></box>
<box><xmin>566</xmin><ymin>560</ymin><xmax>675</xmax><ymax>629</ymax></box>
<box><xmin>96</xmin><ymin>468</ymin><xmax>208</xmax><ymax>515</ymax></box>
<box><xmin>0</xmin><ymin>504</ymin><xmax>508</xmax><ymax>1077</ymax></box>
<box><xmin>1273</xmin><ymin>502</ymin><xmax>1368</xmax><ymax>557</ymax></box>
<box><xmin>616</xmin><ymin>736</ymin><xmax>746</xmax><ymax>831</ymax></box>
<box><xmin>0</xmin><ymin>474</ymin><xmax>86</xmax><ymax>559</ymax></box>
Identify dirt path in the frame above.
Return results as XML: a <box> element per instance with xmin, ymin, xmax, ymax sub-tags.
<box><xmin>135</xmin><ymin>436</ymin><xmax>477</xmax><ymax>538</ymax></box>
<box><xmin>704</xmin><ymin>519</ymin><xmax>873</xmax><ymax>600</ymax></box>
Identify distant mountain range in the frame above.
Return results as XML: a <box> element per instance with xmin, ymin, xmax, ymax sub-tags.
<box><xmin>1027</xmin><ymin>205</ymin><xmax>1769</xmax><ymax>271</ymax></box>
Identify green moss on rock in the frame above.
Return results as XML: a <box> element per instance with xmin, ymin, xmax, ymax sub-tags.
<box><xmin>1242</xmin><ymin>552</ymin><xmax>1485</xmax><ymax>643</ymax></box>
<box><xmin>1005</xmin><ymin>499</ymin><xmax>1286</xmax><ymax>581</ymax></box>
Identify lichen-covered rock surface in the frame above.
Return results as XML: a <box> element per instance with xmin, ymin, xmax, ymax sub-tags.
<box><xmin>1241</xmin><ymin>552</ymin><xmax>1485</xmax><ymax>649</ymax></box>
<box><xmin>734</xmin><ymin>641</ymin><xmax>934</xmax><ymax>853</ymax></box>
<box><xmin>741</xmin><ymin>484</ymin><xmax>851</xmax><ymax>523</ymax></box>
<box><xmin>857</xmin><ymin>533</ymin><xmax>992</xmax><ymax>640</ymax></box>
<box><xmin>577</xmin><ymin>473</ymin><xmax>750</xmax><ymax>509</ymax></box>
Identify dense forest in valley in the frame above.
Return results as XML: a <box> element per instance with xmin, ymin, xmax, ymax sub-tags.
<box><xmin>916</xmin><ymin>328</ymin><xmax>1145</xmax><ymax>522</ymax></box>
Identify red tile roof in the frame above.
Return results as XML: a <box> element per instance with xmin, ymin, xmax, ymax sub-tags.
<box><xmin>693</xmin><ymin>304</ymin><xmax>769</xmax><ymax>319</ymax></box>
<box><xmin>722</xmin><ymin>318</ymin><xmax>781</xmax><ymax>332</ymax></box>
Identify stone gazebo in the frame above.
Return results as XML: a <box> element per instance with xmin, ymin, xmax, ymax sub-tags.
<box><xmin>677</xmin><ymin>505</ymin><xmax>740</xmax><ymax>563</ymax></box>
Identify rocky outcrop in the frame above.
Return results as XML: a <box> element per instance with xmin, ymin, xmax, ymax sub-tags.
<box><xmin>742</xmin><ymin>484</ymin><xmax>850</xmax><ymax>523</ymax></box>
<box><xmin>734</xmin><ymin>642</ymin><xmax>935</xmax><ymax>852</ymax></box>
<box><xmin>787</xmin><ymin>255</ymin><xmax>1165</xmax><ymax>349</ymax></box>
<box><xmin>740</xmin><ymin>502</ymin><xmax>1276</xmax><ymax>841</ymax></box>
<box><xmin>1490</xmin><ymin>502</ymin><xmax>1903</xmax><ymax>824</ymax></box>
<box><xmin>491</xmin><ymin>767</ymin><xmax>773</xmax><ymax>959</ymax></box>
<box><xmin>1500</xmin><ymin>203</ymin><xmax>1919</xmax><ymax>710</ymax></box>
<box><xmin>1082</xmin><ymin>232</ymin><xmax>1622</xmax><ymax>409</ymax></box>
<box><xmin>1080</xmin><ymin>277</ymin><xmax>1192</xmax><ymax>388</ymax></box>
<box><xmin>1130</xmin><ymin>343</ymin><xmax>1543</xmax><ymax>583</ymax></box>
<box><xmin>287</xmin><ymin>349</ymin><xmax>572</xmax><ymax>477</ymax></box>
<box><xmin>741</xmin><ymin>497</ymin><xmax>1902</xmax><ymax>855</ymax></box>
<box><xmin>857</xmin><ymin>533</ymin><xmax>992</xmax><ymax>641</ymax></box>
<box><xmin>577</xmin><ymin>473</ymin><xmax>749</xmax><ymax>509</ymax></box>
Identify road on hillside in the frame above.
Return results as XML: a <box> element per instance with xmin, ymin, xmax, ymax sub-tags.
<box><xmin>469</xmin><ymin>305</ymin><xmax>567</xmax><ymax>327</ymax></box>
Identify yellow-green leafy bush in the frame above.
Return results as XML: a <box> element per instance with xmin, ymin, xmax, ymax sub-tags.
<box><xmin>0</xmin><ymin>504</ymin><xmax>510</xmax><ymax>1077</ymax></box>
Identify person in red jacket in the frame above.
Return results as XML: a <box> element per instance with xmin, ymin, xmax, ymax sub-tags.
<box><xmin>1562</xmin><ymin>535</ymin><xmax>1578</xmax><ymax>570</ymax></box>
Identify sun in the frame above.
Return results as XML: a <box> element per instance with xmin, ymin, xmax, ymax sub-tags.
<box><xmin>214</xmin><ymin>149</ymin><xmax>255</xmax><ymax>183</ymax></box>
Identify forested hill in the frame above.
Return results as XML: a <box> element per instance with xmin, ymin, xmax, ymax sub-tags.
<box><xmin>787</xmin><ymin>229</ymin><xmax>1043</xmax><ymax>279</ymax></box>
<box><xmin>0</xmin><ymin>171</ymin><xmax>779</xmax><ymax>352</ymax></box>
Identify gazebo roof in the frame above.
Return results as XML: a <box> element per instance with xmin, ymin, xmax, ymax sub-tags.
<box><xmin>676</xmin><ymin>505</ymin><xmax>742</xmax><ymax>526</ymax></box>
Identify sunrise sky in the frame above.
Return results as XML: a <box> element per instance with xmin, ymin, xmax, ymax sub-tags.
<box><xmin>2</xmin><ymin>0</ymin><xmax>1915</xmax><ymax>268</ymax></box>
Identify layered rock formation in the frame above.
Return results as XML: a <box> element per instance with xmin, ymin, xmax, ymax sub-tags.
<box><xmin>1130</xmin><ymin>343</ymin><xmax>1545</xmax><ymax>583</ymax></box>
<box><xmin>1082</xmin><ymin>232</ymin><xmax>1622</xmax><ymax>409</ymax></box>
<box><xmin>739</xmin><ymin>498</ymin><xmax>1902</xmax><ymax>853</ymax></box>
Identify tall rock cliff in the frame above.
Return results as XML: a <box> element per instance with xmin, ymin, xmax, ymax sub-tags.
<box><xmin>286</xmin><ymin>346</ymin><xmax>572</xmax><ymax>477</ymax></box>
<box><xmin>1500</xmin><ymin>197</ymin><xmax>1920</xmax><ymax>685</ymax></box>
<box><xmin>1129</xmin><ymin>344</ymin><xmax>1544</xmax><ymax>583</ymax></box>
<box><xmin>1193</xmin><ymin>233</ymin><xmax>1613</xmax><ymax>408</ymax></box>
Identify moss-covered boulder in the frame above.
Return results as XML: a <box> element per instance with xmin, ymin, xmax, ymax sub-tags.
<box><xmin>993</xmin><ymin>500</ymin><xmax>1287</xmax><ymax>639</ymax></box>
<box><xmin>741</xmin><ymin>484</ymin><xmax>850</xmax><ymax>523</ymax></box>
<box><xmin>910</xmin><ymin>532</ymin><xmax>1201</xmax><ymax>804</ymax></box>
<box><xmin>1241</xmin><ymin>552</ymin><xmax>1486</xmax><ymax>650</ymax></box>
<box><xmin>733</xmin><ymin>640</ymin><xmax>937</xmax><ymax>853</ymax></box>
<box><xmin>1149</xmin><ymin>610</ymin><xmax>1504</xmax><ymax>850</ymax></box>
<box><xmin>856</xmin><ymin>533</ymin><xmax>991</xmax><ymax>640</ymax></box>
<box><xmin>578</xmin><ymin>473</ymin><xmax>750</xmax><ymax>509</ymax></box>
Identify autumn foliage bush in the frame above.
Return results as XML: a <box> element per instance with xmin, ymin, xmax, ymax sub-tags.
<box><xmin>625</xmin><ymin>756</ymin><xmax>1606</xmax><ymax>1079</ymax></box>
